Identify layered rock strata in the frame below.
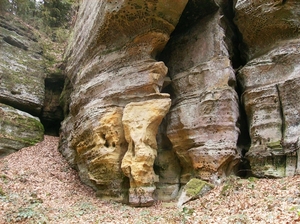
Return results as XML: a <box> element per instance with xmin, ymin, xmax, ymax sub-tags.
<box><xmin>0</xmin><ymin>16</ymin><xmax>45</xmax><ymax>116</ymax></box>
<box><xmin>0</xmin><ymin>15</ymin><xmax>49</xmax><ymax>155</ymax></box>
<box><xmin>235</xmin><ymin>0</ymin><xmax>300</xmax><ymax>177</ymax></box>
<box><xmin>59</xmin><ymin>0</ymin><xmax>188</xmax><ymax>206</ymax></box>
<box><xmin>58</xmin><ymin>0</ymin><xmax>300</xmax><ymax>206</ymax></box>
<box><xmin>160</xmin><ymin>4</ymin><xmax>240</xmax><ymax>183</ymax></box>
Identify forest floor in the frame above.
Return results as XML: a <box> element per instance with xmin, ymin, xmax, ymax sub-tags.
<box><xmin>0</xmin><ymin>136</ymin><xmax>300</xmax><ymax>224</ymax></box>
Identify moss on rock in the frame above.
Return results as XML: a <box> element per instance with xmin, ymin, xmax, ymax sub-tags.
<box><xmin>177</xmin><ymin>178</ymin><xmax>214</xmax><ymax>206</ymax></box>
<box><xmin>185</xmin><ymin>178</ymin><xmax>214</xmax><ymax>197</ymax></box>
<box><xmin>0</xmin><ymin>103</ymin><xmax>44</xmax><ymax>157</ymax></box>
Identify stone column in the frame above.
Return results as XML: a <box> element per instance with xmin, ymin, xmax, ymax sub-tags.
<box><xmin>121</xmin><ymin>98</ymin><xmax>171</xmax><ymax>206</ymax></box>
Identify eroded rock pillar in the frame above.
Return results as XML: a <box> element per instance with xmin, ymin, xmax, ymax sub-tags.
<box><xmin>161</xmin><ymin>6</ymin><xmax>240</xmax><ymax>183</ymax></box>
<box><xmin>121</xmin><ymin>98</ymin><xmax>171</xmax><ymax>206</ymax></box>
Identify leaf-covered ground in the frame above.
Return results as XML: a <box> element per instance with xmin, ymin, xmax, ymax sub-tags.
<box><xmin>0</xmin><ymin>136</ymin><xmax>300</xmax><ymax>223</ymax></box>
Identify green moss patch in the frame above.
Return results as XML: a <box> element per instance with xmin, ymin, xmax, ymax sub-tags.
<box><xmin>185</xmin><ymin>178</ymin><xmax>214</xmax><ymax>198</ymax></box>
<box><xmin>0</xmin><ymin>103</ymin><xmax>44</xmax><ymax>156</ymax></box>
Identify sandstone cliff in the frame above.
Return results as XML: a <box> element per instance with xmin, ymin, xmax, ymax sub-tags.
<box><xmin>0</xmin><ymin>14</ymin><xmax>64</xmax><ymax>156</ymax></box>
<box><xmin>59</xmin><ymin>0</ymin><xmax>300</xmax><ymax>206</ymax></box>
<box><xmin>235</xmin><ymin>0</ymin><xmax>300</xmax><ymax>177</ymax></box>
<box><xmin>2</xmin><ymin>0</ymin><xmax>300</xmax><ymax>207</ymax></box>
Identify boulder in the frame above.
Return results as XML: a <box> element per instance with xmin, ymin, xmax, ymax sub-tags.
<box><xmin>177</xmin><ymin>178</ymin><xmax>214</xmax><ymax>207</ymax></box>
<box><xmin>0</xmin><ymin>103</ymin><xmax>44</xmax><ymax>158</ymax></box>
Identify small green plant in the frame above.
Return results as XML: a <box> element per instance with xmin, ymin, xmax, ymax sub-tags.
<box><xmin>221</xmin><ymin>183</ymin><xmax>232</xmax><ymax>196</ymax></box>
<box><xmin>180</xmin><ymin>206</ymin><xmax>194</xmax><ymax>223</ymax></box>
<box><xmin>0</xmin><ymin>186</ymin><xmax>5</xmax><ymax>196</ymax></box>
<box><xmin>182</xmin><ymin>206</ymin><xmax>194</xmax><ymax>215</ymax></box>
<box><xmin>248</xmin><ymin>176</ymin><xmax>258</xmax><ymax>182</ymax></box>
<box><xmin>290</xmin><ymin>206</ymin><xmax>300</xmax><ymax>218</ymax></box>
<box><xmin>54</xmin><ymin>28</ymin><xmax>70</xmax><ymax>43</ymax></box>
<box><xmin>0</xmin><ymin>174</ymin><xmax>8</xmax><ymax>181</ymax></box>
<box><xmin>16</xmin><ymin>207</ymin><xmax>36</xmax><ymax>221</ymax></box>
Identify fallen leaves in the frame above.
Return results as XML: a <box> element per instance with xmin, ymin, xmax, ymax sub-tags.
<box><xmin>0</xmin><ymin>136</ymin><xmax>300</xmax><ymax>223</ymax></box>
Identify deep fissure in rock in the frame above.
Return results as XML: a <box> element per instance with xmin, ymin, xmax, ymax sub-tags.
<box><xmin>157</xmin><ymin>0</ymin><xmax>251</xmax><ymax>181</ymax></box>
<box><xmin>40</xmin><ymin>76</ymin><xmax>64</xmax><ymax>136</ymax></box>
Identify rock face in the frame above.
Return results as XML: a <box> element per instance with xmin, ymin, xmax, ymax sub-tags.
<box><xmin>58</xmin><ymin>0</ymin><xmax>300</xmax><ymax>206</ymax></box>
<box><xmin>0</xmin><ymin>15</ymin><xmax>45</xmax><ymax>155</ymax></box>
<box><xmin>59</xmin><ymin>0</ymin><xmax>188</xmax><ymax>206</ymax></box>
<box><xmin>0</xmin><ymin>15</ymin><xmax>45</xmax><ymax>116</ymax></box>
<box><xmin>160</xmin><ymin>2</ymin><xmax>240</xmax><ymax>184</ymax></box>
<box><xmin>0</xmin><ymin>14</ymin><xmax>64</xmax><ymax>156</ymax></box>
<box><xmin>235</xmin><ymin>0</ymin><xmax>300</xmax><ymax>177</ymax></box>
<box><xmin>2</xmin><ymin>0</ymin><xmax>300</xmax><ymax>207</ymax></box>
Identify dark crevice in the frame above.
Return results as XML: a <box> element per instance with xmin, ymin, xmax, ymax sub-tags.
<box><xmin>275</xmin><ymin>84</ymin><xmax>285</xmax><ymax>143</ymax></box>
<box><xmin>104</xmin><ymin>140</ymin><xmax>109</xmax><ymax>148</ymax></box>
<box><xmin>224</xmin><ymin>0</ymin><xmax>247</xmax><ymax>68</ymax></box>
<box><xmin>235</xmin><ymin>69</ymin><xmax>252</xmax><ymax>177</ymax></box>
<box><xmin>157</xmin><ymin>0</ymin><xmax>251</xmax><ymax>178</ymax></box>
<box><xmin>0</xmin><ymin>97</ymin><xmax>40</xmax><ymax>116</ymax></box>
<box><xmin>3</xmin><ymin>35</ymin><xmax>28</xmax><ymax>50</ymax></box>
<box><xmin>223</xmin><ymin>0</ymin><xmax>251</xmax><ymax>176</ymax></box>
<box><xmin>40</xmin><ymin>75</ymin><xmax>65</xmax><ymax>136</ymax></box>
<box><xmin>171</xmin><ymin>0</ymin><xmax>219</xmax><ymax>36</ymax></box>
<box><xmin>131</xmin><ymin>141</ymin><xmax>135</xmax><ymax>157</ymax></box>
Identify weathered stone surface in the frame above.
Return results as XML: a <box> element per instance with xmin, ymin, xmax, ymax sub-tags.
<box><xmin>234</xmin><ymin>0</ymin><xmax>300</xmax><ymax>61</ymax></box>
<box><xmin>0</xmin><ymin>15</ymin><xmax>45</xmax><ymax>116</ymax></box>
<box><xmin>235</xmin><ymin>0</ymin><xmax>300</xmax><ymax>177</ymax></box>
<box><xmin>73</xmin><ymin>107</ymin><xmax>128</xmax><ymax>201</ymax></box>
<box><xmin>0</xmin><ymin>14</ymin><xmax>67</xmax><ymax>156</ymax></box>
<box><xmin>237</xmin><ymin>45</ymin><xmax>300</xmax><ymax>177</ymax></box>
<box><xmin>59</xmin><ymin>0</ymin><xmax>188</xmax><ymax>205</ymax></box>
<box><xmin>0</xmin><ymin>103</ymin><xmax>44</xmax><ymax>157</ymax></box>
<box><xmin>56</xmin><ymin>0</ymin><xmax>300</xmax><ymax>206</ymax></box>
<box><xmin>160</xmin><ymin>8</ymin><xmax>240</xmax><ymax>183</ymax></box>
<box><xmin>121</xmin><ymin>98</ymin><xmax>171</xmax><ymax>206</ymax></box>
